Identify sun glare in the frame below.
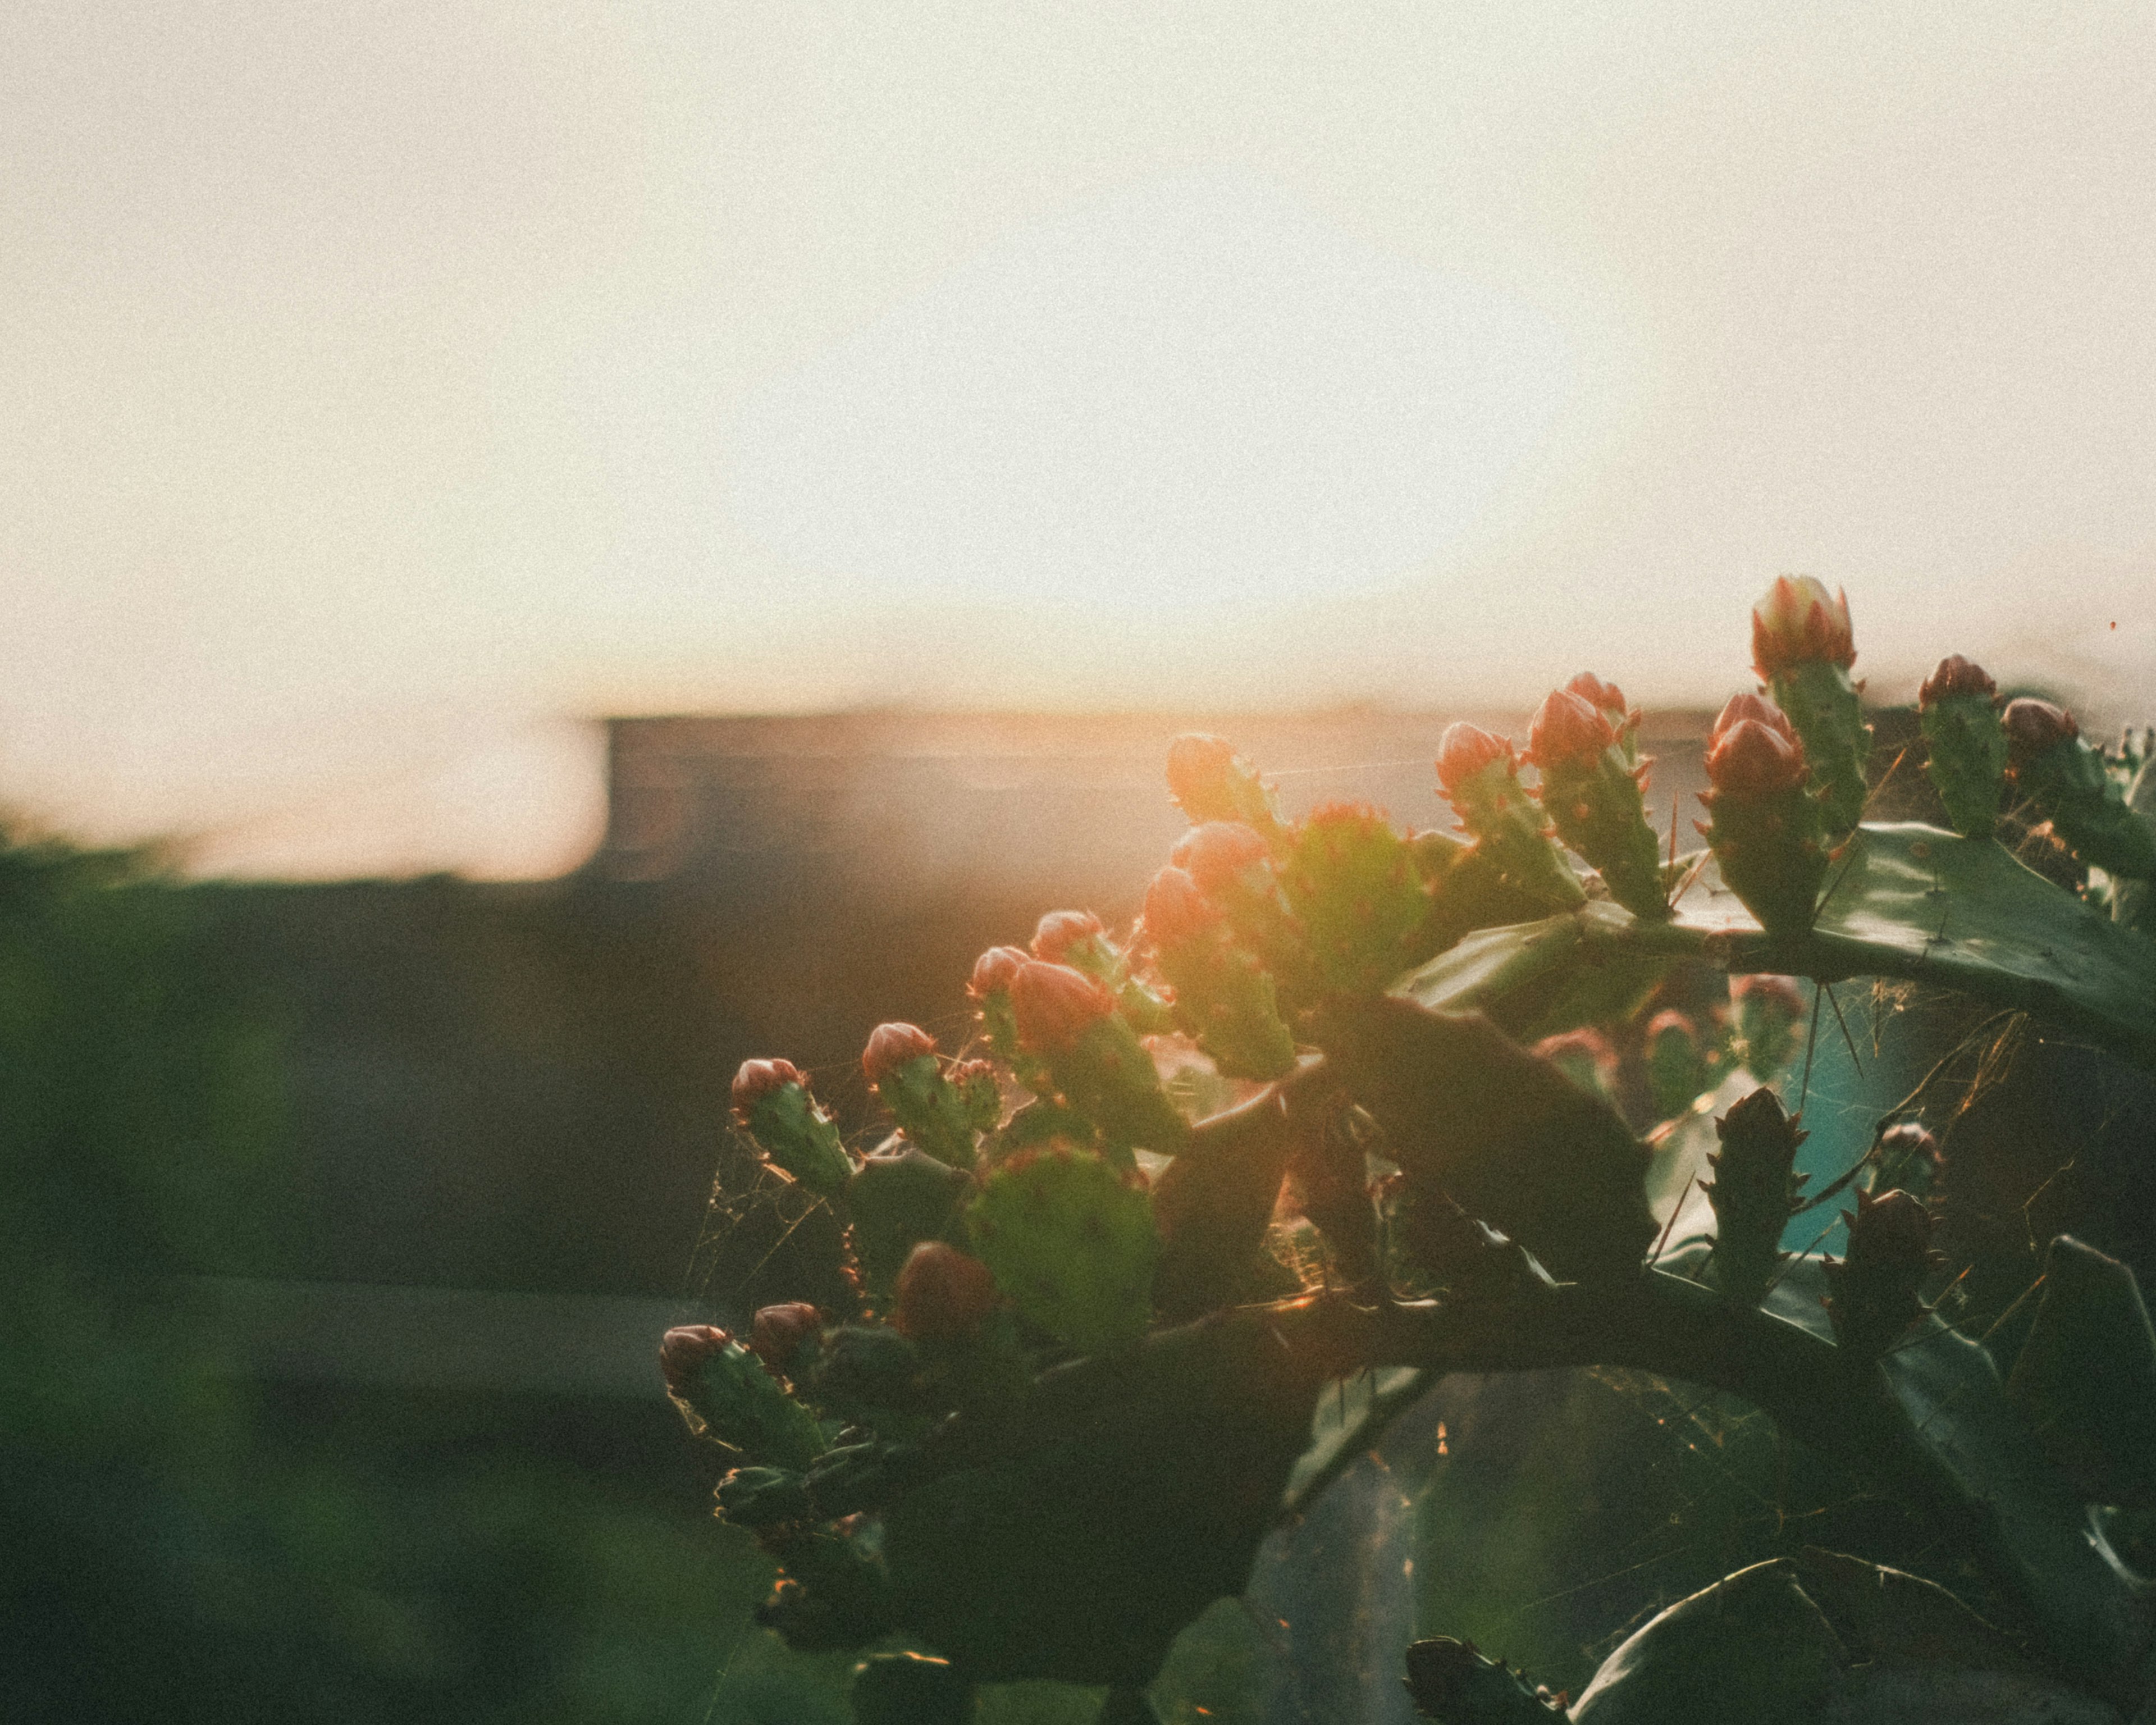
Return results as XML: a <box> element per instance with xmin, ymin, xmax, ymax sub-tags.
<box><xmin>724</xmin><ymin>169</ymin><xmax>1578</xmax><ymax>610</ymax></box>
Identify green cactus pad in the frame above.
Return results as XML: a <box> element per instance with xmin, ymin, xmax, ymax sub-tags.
<box><xmin>2015</xmin><ymin>733</ymin><xmax>2156</xmax><ymax>880</ymax></box>
<box><xmin>1770</xmin><ymin>658</ymin><xmax>1872</xmax><ymax>834</ymax></box>
<box><xmin>1538</xmin><ymin>749</ymin><xmax>1669</xmax><ymax>920</ymax></box>
<box><xmin>847</xmin><ymin>1145</ymin><xmax>973</xmax><ymax>1298</ymax></box>
<box><xmin>1279</xmin><ymin>807</ymin><xmax>1433</xmax><ymax>994</ymax></box>
<box><xmin>669</xmin><ymin>1334</ymin><xmax>827</xmax><ymax>1471</ymax></box>
<box><xmin>744</xmin><ymin>1081</ymin><xmax>855</xmax><ymax>1198</ymax></box>
<box><xmin>876</xmin><ymin>1052</ymin><xmax>979</xmax><ymax>1169</ymax></box>
<box><xmin>1154</xmin><ymin>933</ymin><xmax>1298</xmax><ymax>1081</ymax></box>
<box><xmin>1403</xmin><ymin>1637</ymin><xmax>1564</xmax><ymax>1721</ymax></box>
<box><xmin>1920</xmin><ymin>692</ymin><xmax>2008</xmax><ymax>838</ymax></box>
<box><xmin>966</xmin><ymin>1146</ymin><xmax>1158</xmax><ymax>1357</ymax></box>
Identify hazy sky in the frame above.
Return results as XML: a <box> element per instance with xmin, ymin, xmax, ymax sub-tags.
<box><xmin>5</xmin><ymin>2</ymin><xmax>2153</xmax><ymax>874</ymax></box>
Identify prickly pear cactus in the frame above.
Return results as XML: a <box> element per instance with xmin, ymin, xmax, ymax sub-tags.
<box><xmin>965</xmin><ymin>1146</ymin><xmax>1158</xmax><ymax>1357</ymax></box>
<box><xmin>669</xmin><ymin>582</ymin><xmax>2156</xmax><ymax>1725</ymax></box>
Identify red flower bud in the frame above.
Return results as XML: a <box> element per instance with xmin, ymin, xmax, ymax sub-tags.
<box><xmin>1646</xmin><ymin>1008</ymin><xmax>1699</xmax><ymax>1048</ymax></box>
<box><xmin>863</xmin><ymin>1021</ymin><xmax>939</xmax><ymax>1089</ymax></box>
<box><xmin>731</xmin><ymin>1058</ymin><xmax>807</xmax><ymax>1120</ymax></box>
<box><xmin>1031</xmin><ymin>909</ymin><xmax>1106</xmax><ymax>965</ymax></box>
<box><xmin>1007</xmin><ymin>960</ymin><xmax>1117</xmax><ymax>1052</ymax></box>
<box><xmin>1435</xmin><ymin>723</ymin><xmax>1518</xmax><ymax>800</ymax></box>
<box><xmin>967</xmin><ymin>945</ymin><xmax>1030</xmax><ymax>1000</ymax></box>
<box><xmin>1843</xmin><ymin>1185</ymin><xmax>1938</xmax><ymax>1268</ymax></box>
<box><xmin>660</xmin><ymin>1324</ymin><xmax>732</xmax><ymax>1397</ymax></box>
<box><xmin>1705</xmin><ymin>719</ymin><xmax>1811</xmax><ymax>800</ymax></box>
<box><xmin>1532</xmin><ymin>1026</ymin><xmax>1619</xmax><ymax>1080</ymax></box>
<box><xmin>1879</xmin><ymin>1121</ymin><xmax>1942</xmax><ymax>1170</ymax></box>
<box><xmin>1710</xmin><ymin>692</ymin><xmax>1796</xmax><ymax>747</ymax></box>
<box><xmin>892</xmin><ymin>1241</ymin><xmax>1001</xmax><ymax>1342</ymax></box>
<box><xmin>1565</xmin><ymin>672</ymin><xmax>1630</xmax><ymax>719</ymax></box>
<box><xmin>1170</xmin><ymin>821</ymin><xmax>1271</xmax><ymax>894</ymax></box>
<box><xmin>747</xmin><ymin>1302</ymin><xmax>820</xmax><ymax>1373</ymax></box>
<box><xmin>1730</xmin><ymin>973</ymin><xmax>1806</xmax><ymax>1014</ymax></box>
<box><xmin>1751</xmin><ymin>575</ymin><xmax>1856</xmax><ymax>678</ymax></box>
<box><xmin>1918</xmin><ymin>654</ymin><xmax>1998</xmax><ymax>709</ymax></box>
<box><xmin>1140</xmin><ymin>865</ymin><xmax>1220</xmax><ymax>949</ymax></box>
<box><xmin>2002</xmin><ymin>697</ymin><xmax>2079</xmax><ymax>764</ymax></box>
<box><xmin>1527</xmin><ymin>689</ymin><xmax>1616</xmax><ymax>772</ymax></box>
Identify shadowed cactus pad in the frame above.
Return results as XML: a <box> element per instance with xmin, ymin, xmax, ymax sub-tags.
<box><xmin>966</xmin><ymin>1146</ymin><xmax>1158</xmax><ymax>1356</ymax></box>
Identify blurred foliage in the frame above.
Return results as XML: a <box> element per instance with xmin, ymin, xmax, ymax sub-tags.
<box><xmin>0</xmin><ymin>832</ymin><xmax>846</xmax><ymax>1725</ymax></box>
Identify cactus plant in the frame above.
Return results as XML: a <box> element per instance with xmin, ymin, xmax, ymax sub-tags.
<box><xmin>663</xmin><ymin>585</ymin><xmax>2156</xmax><ymax>1725</ymax></box>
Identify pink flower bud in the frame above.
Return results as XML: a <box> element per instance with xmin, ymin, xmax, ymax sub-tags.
<box><xmin>892</xmin><ymin>1241</ymin><xmax>1001</xmax><ymax>1342</ymax></box>
<box><xmin>1918</xmin><ymin>655</ymin><xmax>1998</xmax><ymax>709</ymax></box>
<box><xmin>1434</xmin><ymin>723</ymin><xmax>1518</xmax><ymax>800</ymax></box>
<box><xmin>1007</xmin><ymin>960</ymin><xmax>1117</xmax><ymax>1052</ymax></box>
<box><xmin>1170</xmin><ymin>821</ymin><xmax>1271</xmax><ymax>895</ymax></box>
<box><xmin>1166</xmin><ymin>733</ymin><xmax>1241</xmax><ymax>808</ymax></box>
<box><xmin>1532</xmin><ymin>1026</ymin><xmax>1618</xmax><ymax>1081</ymax></box>
<box><xmin>1710</xmin><ymin>692</ymin><xmax>1796</xmax><ymax>747</ymax></box>
<box><xmin>1140</xmin><ymin>865</ymin><xmax>1220</xmax><ymax>950</ymax></box>
<box><xmin>1705</xmin><ymin>719</ymin><xmax>1811</xmax><ymax>800</ymax></box>
<box><xmin>731</xmin><ymin>1058</ymin><xmax>807</xmax><ymax>1121</ymax></box>
<box><xmin>2002</xmin><ymin>697</ymin><xmax>2079</xmax><ymax>764</ymax></box>
<box><xmin>660</xmin><ymin>1323</ymin><xmax>732</xmax><ymax>1397</ymax></box>
<box><xmin>863</xmin><ymin>1021</ymin><xmax>939</xmax><ymax>1089</ymax></box>
<box><xmin>1031</xmin><ymin>909</ymin><xmax>1106</xmax><ymax>965</ymax></box>
<box><xmin>967</xmin><ymin>945</ymin><xmax>1029</xmax><ymax>1000</ymax></box>
<box><xmin>1526</xmin><ymin>690</ymin><xmax>1616</xmax><ymax>772</ymax></box>
<box><xmin>1565</xmin><ymin>672</ymin><xmax>1630</xmax><ymax>719</ymax></box>
<box><xmin>1751</xmin><ymin>576</ymin><xmax>1856</xmax><ymax>678</ymax></box>
<box><xmin>747</xmin><ymin>1302</ymin><xmax>820</xmax><ymax>1373</ymax></box>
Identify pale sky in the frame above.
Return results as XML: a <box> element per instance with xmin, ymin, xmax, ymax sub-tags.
<box><xmin>4</xmin><ymin>2</ymin><xmax>2152</xmax><ymax>875</ymax></box>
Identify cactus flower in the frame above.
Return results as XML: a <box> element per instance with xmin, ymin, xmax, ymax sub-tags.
<box><xmin>1140</xmin><ymin>866</ymin><xmax>1295</xmax><ymax>1081</ymax></box>
<box><xmin>748</xmin><ymin>1302</ymin><xmax>822</xmax><ymax>1376</ymax></box>
<box><xmin>1436</xmin><ymin>723</ymin><xmax>1587</xmax><ymax>913</ymax></box>
<box><xmin>1528</xmin><ymin>688</ymin><xmax>1667</xmax><ymax>918</ymax></box>
<box><xmin>968</xmin><ymin>945</ymin><xmax>1029</xmax><ymax>1000</ymax></box>
<box><xmin>1706</xmin><ymin>718</ymin><xmax>1810</xmax><ymax>798</ymax></box>
<box><xmin>1700</xmin><ymin>710</ymin><xmax>1829</xmax><ymax>935</ymax></box>
<box><xmin>1750</xmin><ymin>578</ymin><xmax>1871</xmax><ymax>833</ymax></box>
<box><xmin>892</xmin><ymin>1241</ymin><xmax>1002</xmax><ymax>1343</ymax></box>
<box><xmin>1030</xmin><ymin>910</ymin><xmax>1105</xmax><ymax>966</ymax></box>
<box><xmin>1533</xmin><ymin>1026</ymin><xmax>1619</xmax><ymax>1099</ymax></box>
<box><xmin>1007</xmin><ymin>960</ymin><xmax>1187</xmax><ymax>1153</ymax></box>
<box><xmin>1920</xmin><ymin>655</ymin><xmax>1998</xmax><ymax>706</ymax></box>
<box><xmin>1008</xmin><ymin>961</ymin><xmax>1118</xmax><ymax>1053</ymax></box>
<box><xmin>660</xmin><ymin>1323</ymin><xmax>733</xmax><ymax>1399</ymax></box>
<box><xmin>1712</xmin><ymin>692</ymin><xmax>1797</xmax><ymax>744</ymax></box>
<box><xmin>1165</xmin><ymin>732</ymin><xmax>1284</xmax><ymax>837</ymax></box>
<box><xmin>1140</xmin><ymin>865</ymin><xmax>1221</xmax><ymax>951</ymax></box>
<box><xmin>1566</xmin><ymin>672</ymin><xmax>1630</xmax><ymax>722</ymax></box>
<box><xmin>862</xmin><ymin>1021</ymin><xmax>939</xmax><ymax>1089</ymax></box>
<box><xmin>1170</xmin><ymin>821</ymin><xmax>1273</xmax><ymax>896</ymax></box>
<box><xmin>863</xmin><ymin>1022</ymin><xmax>976</xmax><ymax>1170</ymax></box>
<box><xmin>1750</xmin><ymin>575</ymin><xmax>1856</xmax><ymax>678</ymax></box>
<box><xmin>1435</xmin><ymin>723</ymin><xmax>1518</xmax><ymax>802</ymax></box>
<box><xmin>1527</xmin><ymin>690</ymin><xmax>1616</xmax><ymax>770</ymax></box>
<box><xmin>1875</xmin><ymin>1121</ymin><xmax>1944</xmax><ymax>1198</ymax></box>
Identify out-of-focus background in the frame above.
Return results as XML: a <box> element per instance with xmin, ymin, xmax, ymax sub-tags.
<box><xmin>5</xmin><ymin>4</ymin><xmax>2155</xmax><ymax>1723</ymax></box>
